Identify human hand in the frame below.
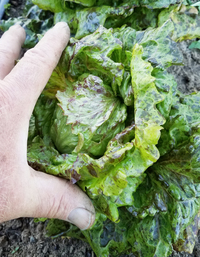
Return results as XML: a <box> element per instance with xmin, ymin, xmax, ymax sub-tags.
<box><xmin>0</xmin><ymin>23</ymin><xmax>95</xmax><ymax>230</ymax></box>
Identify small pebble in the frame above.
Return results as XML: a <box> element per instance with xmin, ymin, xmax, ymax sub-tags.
<box><xmin>30</xmin><ymin>235</ymin><xmax>36</xmax><ymax>243</ymax></box>
<box><xmin>11</xmin><ymin>0</ymin><xmax>18</xmax><ymax>6</ymax></box>
<box><xmin>21</xmin><ymin>229</ymin><xmax>30</xmax><ymax>241</ymax></box>
<box><xmin>42</xmin><ymin>245</ymin><xmax>48</xmax><ymax>254</ymax></box>
<box><xmin>70</xmin><ymin>246</ymin><xmax>74</xmax><ymax>254</ymax></box>
<box><xmin>0</xmin><ymin>235</ymin><xmax>8</xmax><ymax>247</ymax></box>
<box><xmin>36</xmin><ymin>223</ymin><xmax>44</xmax><ymax>233</ymax></box>
<box><xmin>11</xmin><ymin>219</ymin><xmax>22</xmax><ymax>229</ymax></box>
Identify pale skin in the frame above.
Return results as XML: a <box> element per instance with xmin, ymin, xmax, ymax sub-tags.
<box><xmin>0</xmin><ymin>23</ymin><xmax>95</xmax><ymax>230</ymax></box>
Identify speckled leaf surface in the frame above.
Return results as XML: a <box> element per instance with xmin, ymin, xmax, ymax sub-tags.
<box><xmin>158</xmin><ymin>92</ymin><xmax>200</xmax><ymax>156</ymax></box>
<box><xmin>65</xmin><ymin>26</ymin><xmax>124</xmax><ymax>94</ymax></box>
<box><xmin>130</xmin><ymin>44</ymin><xmax>165</xmax><ymax>168</ymax></box>
<box><xmin>136</xmin><ymin>20</ymin><xmax>183</xmax><ymax>68</ymax></box>
<box><xmin>80</xmin><ymin>131</ymin><xmax>200</xmax><ymax>257</ymax></box>
<box><xmin>33</xmin><ymin>0</ymin><xmax>187</xmax><ymax>10</ymax></box>
<box><xmin>158</xmin><ymin>5</ymin><xmax>200</xmax><ymax>42</ymax></box>
<box><xmin>153</xmin><ymin>69</ymin><xmax>177</xmax><ymax>119</ymax></box>
<box><xmin>32</xmin><ymin>0</ymin><xmax>188</xmax><ymax>38</ymax></box>
<box><xmin>138</xmin><ymin>0</ymin><xmax>187</xmax><ymax>9</ymax></box>
<box><xmin>0</xmin><ymin>4</ymin><xmax>53</xmax><ymax>47</ymax></box>
<box><xmin>51</xmin><ymin>74</ymin><xmax>127</xmax><ymax>156</ymax></box>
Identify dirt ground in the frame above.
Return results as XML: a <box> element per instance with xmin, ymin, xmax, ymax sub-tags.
<box><xmin>1</xmin><ymin>1</ymin><xmax>200</xmax><ymax>257</ymax></box>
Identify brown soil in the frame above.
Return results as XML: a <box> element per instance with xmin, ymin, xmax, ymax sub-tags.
<box><xmin>1</xmin><ymin>1</ymin><xmax>200</xmax><ymax>257</ymax></box>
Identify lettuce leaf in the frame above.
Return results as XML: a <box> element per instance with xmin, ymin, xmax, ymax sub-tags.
<box><xmin>32</xmin><ymin>0</ymin><xmax>188</xmax><ymax>39</ymax></box>
<box><xmin>158</xmin><ymin>5</ymin><xmax>200</xmax><ymax>42</ymax></box>
<box><xmin>51</xmin><ymin>74</ymin><xmax>127</xmax><ymax>156</ymax></box>
<box><xmin>158</xmin><ymin>92</ymin><xmax>200</xmax><ymax>156</ymax></box>
<box><xmin>0</xmin><ymin>3</ymin><xmax>53</xmax><ymax>47</ymax></box>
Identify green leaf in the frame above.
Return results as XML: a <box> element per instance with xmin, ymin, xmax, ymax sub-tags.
<box><xmin>158</xmin><ymin>92</ymin><xmax>200</xmax><ymax>156</ymax></box>
<box><xmin>130</xmin><ymin>44</ymin><xmax>165</xmax><ymax>167</ymax></box>
<box><xmin>65</xmin><ymin>0</ymin><xmax>96</xmax><ymax>7</ymax></box>
<box><xmin>126</xmin><ymin>7</ymin><xmax>160</xmax><ymax>31</ymax></box>
<box><xmin>158</xmin><ymin>5</ymin><xmax>200</xmax><ymax>41</ymax></box>
<box><xmin>32</xmin><ymin>0</ymin><xmax>66</xmax><ymax>12</ymax></box>
<box><xmin>127</xmin><ymin>132</ymin><xmax>200</xmax><ymax>256</ymax></box>
<box><xmin>54</xmin><ymin>4</ymin><xmax>135</xmax><ymax>39</ymax></box>
<box><xmin>27</xmin><ymin>137</ymin><xmax>84</xmax><ymax>182</ymax></box>
<box><xmin>114</xmin><ymin>19</ymin><xmax>184</xmax><ymax>69</ymax></box>
<box><xmin>46</xmin><ymin>218</ymin><xmax>86</xmax><ymax>242</ymax></box>
<box><xmin>173</xmin><ymin>212</ymin><xmax>200</xmax><ymax>253</ymax></box>
<box><xmin>33</xmin><ymin>95</ymin><xmax>57</xmax><ymax>137</ymax></box>
<box><xmin>51</xmin><ymin>74</ymin><xmax>127</xmax><ymax>156</ymax></box>
<box><xmin>113</xmin><ymin>26</ymin><xmax>137</xmax><ymax>52</ymax></box>
<box><xmin>65</xmin><ymin>26</ymin><xmax>124</xmax><ymax>94</ymax></box>
<box><xmin>191</xmin><ymin>1</ymin><xmax>200</xmax><ymax>7</ymax></box>
<box><xmin>136</xmin><ymin>20</ymin><xmax>183</xmax><ymax>68</ymax></box>
<box><xmin>0</xmin><ymin>4</ymin><xmax>53</xmax><ymax>47</ymax></box>
<box><xmin>138</xmin><ymin>0</ymin><xmax>187</xmax><ymax>9</ymax></box>
<box><xmin>80</xmin><ymin>138</ymin><xmax>200</xmax><ymax>256</ymax></box>
<box><xmin>42</xmin><ymin>57</ymin><xmax>68</xmax><ymax>98</ymax></box>
<box><xmin>189</xmin><ymin>40</ymin><xmax>200</xmax><ymax>50</ymax></box>
<box><xmin>153</xmin><ymin>69</ymin><xmax>177</xmax><ymax>119</ymax></box>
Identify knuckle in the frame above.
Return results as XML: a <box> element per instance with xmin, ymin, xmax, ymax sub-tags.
<box><xmin>46</xmin><ymin>181</ymin><xmax>72</xmax><ymax>219</ymax></box>
<box><xmin>0</xmin><ymin>83</ymin><xmax>17</xmax><ymax>113</ymax></box>
<box><xmin>49</xmin><ymin>189</ymin><xmax>69</xmax><ymax>219</ymax></box>
<box><xmin>0</xmin><ymin>175</ymin><xmax>12</xmax><ymax>222</ymax></box>
<box><xmin>10</xmin><ymin>24</ymin><xmax>26</xmax><ymax>39</ymax></box>
<box><xmin>0</xmin><ymin>47</ymin><xmax>18</xmax><ymax>61</ymax></box>
<box><xmin>24</xmin><ymin>46</ymin><xmax>57</xmax><ymax>70</ymax></box>
<box><xmin>54</xmin><ymin>192</ymin><xmax>68</xmax><ymax>218</ymax></box>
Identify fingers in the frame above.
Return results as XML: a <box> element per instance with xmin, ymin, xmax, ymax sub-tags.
<box><xmin>23</xmin><ymin>168</ymin><xmax>95</xmax><ymax>230</ymax></box>
<box><xmin>4</xmin><ymin>22</ymin><xmax>70</xmax><ymax>118</ymax></box>
<box><xmin>0</xmin><ymin>25</ymin><xmax>26</xmax><ymax>80</ymax></box>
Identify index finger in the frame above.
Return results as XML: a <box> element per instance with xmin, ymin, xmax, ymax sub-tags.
<box><xmin>4</xmin><ymin>22</ymin><xmax>70</xmax><ymax>115</ymax></box>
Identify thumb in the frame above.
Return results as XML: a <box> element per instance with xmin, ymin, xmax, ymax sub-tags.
<box><xmin>22</xmin><ymin>167</ymin><xmax>95</xmax><ymax>230</ymax></box>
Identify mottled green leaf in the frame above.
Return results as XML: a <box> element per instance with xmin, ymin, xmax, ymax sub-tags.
<box><xmin>43</xmin><ymin>58</ymin><xmax>68</xmax><ymax>98</ymax></box>
<box><xmin>0</xmin><ymin>4</ymin><xmax>53</xmax><ymax>47</ymax></box>
<box><xmin>126</xmin><ymin>133</ymin><xmax>200</xmax><ymax>256</ymax></box>
<box><xmin>153</xmin><ymin>69</ymin><xmax>177</xmax><ymax>119</ymax></box>
<box><xmin>74</xmin><ymin>5</ymin><xmax>134</xmax><ymax>39</ymax></box>
<box><xmin>127</xmin><ymin>7</ymin><xmax>160</xmax><ymax>31</ymax></box>
<box><xmin>158</xmin><ymin>92</ymin><xmax>200</xmax><ymax>156</ymax></box>
<box><xmin>54</xmin><ymin>4</ymin><xmax>135</xmax><ymax>39</ymax></box>
<box><xmin>130</xmin><ymin>44</ymin><xmax>165</xmax><ymax>167</ymax></box>
<box><xmin>65</xmin><ymin>26</ymin><xmax>124</xmax><ymax>94</ymax></box>
<box><xmin>33</xmin><ymin>95</ymin><xmax>57</xmax><ymax>137</ymax></box>
<box><xmin>138</xmin><ymin>0</ymin><xmax>187</xmax><ymax>9</ymax></box>
<box><xmin>158</xmin><ymin>5</ymin><xmax>200</xmax><ymax>41</ymax></box>
<box><xmin>173</xmin><ymin>212</ymin><xmax>200</xmax><ymax>253</ymax></box>
<box><xmin>51</xmin><ymin>74</ymin><xmax>127</xmax><ymax>156</ymax></box>
<box><xmin>136</xmin><ymin>20</ymin><xmax>183</xmax><ymax>68</ymax></box>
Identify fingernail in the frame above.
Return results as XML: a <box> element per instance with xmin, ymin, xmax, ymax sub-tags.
<box><xmin>54</xmin><ymin>22</ymin><xmax>70</xmax><ymax>31</ymax></box>
<box><xmin>67</xmin><ymin>207</ymin><xmax>95</xmax><ymax>230</ymax></box>
<box><xmin>10</xmin><ymin>24</ymin><xmax>21</xmax><ymax>29</ymax></box>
